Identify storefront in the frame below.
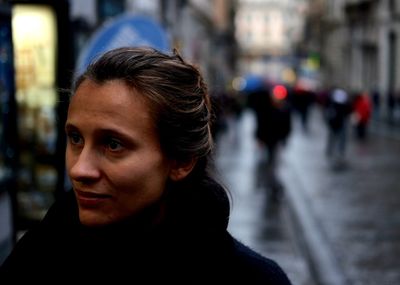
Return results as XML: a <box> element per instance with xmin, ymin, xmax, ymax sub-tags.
<box><xmin>0</xmin><ymin>2</ymin><xmax>18</xmax><ymax>264</ymax></box>
<box><xmin>10</xmin><ymin>0</ymin><xmax>73</xmax><ymax>233</ymax></box>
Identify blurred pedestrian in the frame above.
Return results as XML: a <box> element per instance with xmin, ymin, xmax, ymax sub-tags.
<box><xmin>387</xmin><ymin>90</ymin><xmax>396</xmax><ymax>124</ymax></box>
<box><xmin>324</xmin><ymin>88</ymin><xmax>352</xmax><ymax>161</ymax></box>
<box><xmin>371</xmin><ymin>88</ymin><xmax>381</xmax><ymax>118</ymax></box>
<box><xmin>248</xmin><ymin>84</ymin><xmax>292</xmax><ymax>198</ymax></box>
<box><xmin>211</xmin><ymin>89</ymin><xmax>244</xmax><ymax>144</ymax></box>
<box><xmin>0</xmin><ymin>47</ymin><xmax>292</xmax><ymax>284</ymax></box>
<box><xmin>352</xmin><ymin>91</ymin><xmax>372</xmax><ymax>140</ymax></box>
<box><xmin>292</xmin><ymin>83</ymin><xmax>315</xmax><ymax>133</ymax></box>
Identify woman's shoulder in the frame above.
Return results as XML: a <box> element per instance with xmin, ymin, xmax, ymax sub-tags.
<box><xmin>0</xmin><ymin>191</ymin><xmax>78</xmax><ymax>274</ymax></box>
<box><xmin>228</xmin><ymin>236</ymin><xmax>293</xmax><ymax>284</ymax></box>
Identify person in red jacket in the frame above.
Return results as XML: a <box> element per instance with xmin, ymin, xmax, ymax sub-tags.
<box><xmin>352</xmin><ymin>91</ymin><xmax>372</xmax><ymax>140</ymax></box>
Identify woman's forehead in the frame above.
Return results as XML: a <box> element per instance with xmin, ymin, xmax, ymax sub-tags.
<box><xmin>68</xmin><ymin>79</ymin><xmax>155</xmax><ymax>129</ymax></box>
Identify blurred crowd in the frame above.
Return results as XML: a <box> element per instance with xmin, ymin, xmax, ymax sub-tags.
<box><xmin>211</xmin><ymin>80</ymin><xmax>377</xmax><ymax>188</ymax></box>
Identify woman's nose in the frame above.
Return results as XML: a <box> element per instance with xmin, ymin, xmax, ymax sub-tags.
<box><xmin>68</xmin><ymin>147</ymin><xmax>101</xmax><ymax>182</ymax></box>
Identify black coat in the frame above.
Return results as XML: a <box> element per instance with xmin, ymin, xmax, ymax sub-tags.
<box><xmin>248</xmin><ymin>89</ymin><xmax>291</xmax><ymax>147</ymax></box>
<box><xmin>0</xmin><ymin>179</ymin><xmax>292</xmax><ymax>284</ymax></box>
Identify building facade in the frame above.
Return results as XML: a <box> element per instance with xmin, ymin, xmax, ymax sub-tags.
<box><xmin>234</xmin><ymin>0</ymin><xmax>307</xmax><ymax>83</ymax></box>
<box><xmin>304</xmin><ymin>0</ymin><xmax>400</xmax><ymax>120</ymax></box>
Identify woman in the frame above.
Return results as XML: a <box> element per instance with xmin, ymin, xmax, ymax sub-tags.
<box><xmin>0</xmin><ymin>47</ymin><xmax>292</xmax><ymax>284</ymax></box>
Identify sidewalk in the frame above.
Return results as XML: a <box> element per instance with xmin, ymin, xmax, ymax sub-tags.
<box><xmin>279</xmin><ymin>106</ymin><xmax>400</xmax><ymax>285</ymax></box>
<box><xmin>215</xmin><ymin>111</ymin><xmax>316</xmax><ymax>285</ymax></box>
<box><xmin>369</xmin><ymin>115</ymin><xmax>400</xmax><ymax>141</ymax></box>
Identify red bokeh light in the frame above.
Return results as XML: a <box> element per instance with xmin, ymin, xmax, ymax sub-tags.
<box><xmin>272</xmin><ymin>85</ymin><xmax>287</xmax><ymax>100</ymax></box>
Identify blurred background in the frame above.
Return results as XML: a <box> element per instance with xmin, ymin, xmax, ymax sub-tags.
<box><xmin>0</xmin><ymin>0</ymin><xmax>400</xmax><ymax>284</ymax></box>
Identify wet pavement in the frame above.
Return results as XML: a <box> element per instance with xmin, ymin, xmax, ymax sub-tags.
<box><xmin>215</xmin><ymin>107</ymin><xmax>400</xmax><ymax>285</ymax></box>
<box><xmin>280</xmin><ymin>107</ymin><xmax>400</xmax><ymax>285</ymax></box>
<box><xmin>215</xmin><ymin>111</ymin><xmax>316</xmax><ymax>285</ymax></box>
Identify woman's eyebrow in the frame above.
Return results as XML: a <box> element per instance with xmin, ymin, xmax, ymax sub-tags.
<box><xmin>94</xmin><ymin>128</ymin><xmax>137</xmax><ymax>142</ymax></box>
<box><xmin>65</xmin><ymin>123</ymin><xmax>78</xmax><ymax>132</ymax></box>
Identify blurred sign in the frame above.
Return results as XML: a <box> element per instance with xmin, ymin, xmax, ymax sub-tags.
<box><xmin>76</xmin><ymin>14</ymin><xmax>170</xmax><ymax>76</ymax></box>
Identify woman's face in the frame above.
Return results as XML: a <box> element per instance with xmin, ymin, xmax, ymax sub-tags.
<box><xmin>65</xmin><ymin>79</ymin><xmax>171</xmax><ymax>226</ymax></box>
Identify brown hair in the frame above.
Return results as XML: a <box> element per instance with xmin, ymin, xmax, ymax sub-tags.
<box><xmin>73</xmin><ymin>47</ymin><xmax>215</xmax><ymax>178</ymax></box>
<box><xmin>73</xmin><ymin>46</ymin><xmax>231</xmax><ymax>226</ymax></box>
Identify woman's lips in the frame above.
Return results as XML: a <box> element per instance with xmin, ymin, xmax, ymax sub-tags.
<box><xmin>74</xmin><ymin>189</ymin><xmax>112</xmax><ymax>208</ymax></box>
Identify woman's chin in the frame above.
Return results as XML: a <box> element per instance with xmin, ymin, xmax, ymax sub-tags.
<box><xmin>78</xmin><ymin>209</ymin><xmax>112</xmax><ymax>227</ymax></box>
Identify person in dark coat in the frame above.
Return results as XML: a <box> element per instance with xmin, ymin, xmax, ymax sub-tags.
<box><xmin>324</xmin><ymin>88</ymin><xmax>352</xmax><ymax>160</ymax></box>
<box><xmin>0</xmin><ymin>47</ymin><xmax>292</xmax><ymax>284</ymax></box>
<box><xmin>248</xmin><ymin>85</ymin><xmax>291</xmax><ymax>196</ymax></box>
<box><xmin>248</xmin><ymin>87</ymin><xmax>291</xmax><ymax>163</ymax></box>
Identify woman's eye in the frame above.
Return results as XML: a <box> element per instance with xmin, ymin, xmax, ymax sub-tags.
<box><xmin>68</xmin><ymin>133</ymin><xmax>83</xmax><ymax>145</ymax></box>
<box><xmin>107</xmin><ymin>138</ymin><xmax>123</xmax><ymax>151</ymax></box>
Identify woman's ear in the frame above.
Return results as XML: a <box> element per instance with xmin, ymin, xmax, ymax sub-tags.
<box><xmin>169</xmin><ymin>158</ymin><xmax>197</xmax><ymax>181</ymax></box>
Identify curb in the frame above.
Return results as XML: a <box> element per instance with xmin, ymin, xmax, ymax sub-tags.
<box><xmin>280</xmin><ymin>164</ymin><xmax>349</xmax><ymax>285</ymax></box>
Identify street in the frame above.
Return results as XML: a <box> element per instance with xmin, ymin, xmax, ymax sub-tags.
<box><xmin>215</xmin><ymin>109</ymin><xmax>316</xmax><ymax>285</ymax></box>
<box><xmin>215</xmin><ymin>106</ymin><xmax>400</xmax><ymax>285</ymax></box>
